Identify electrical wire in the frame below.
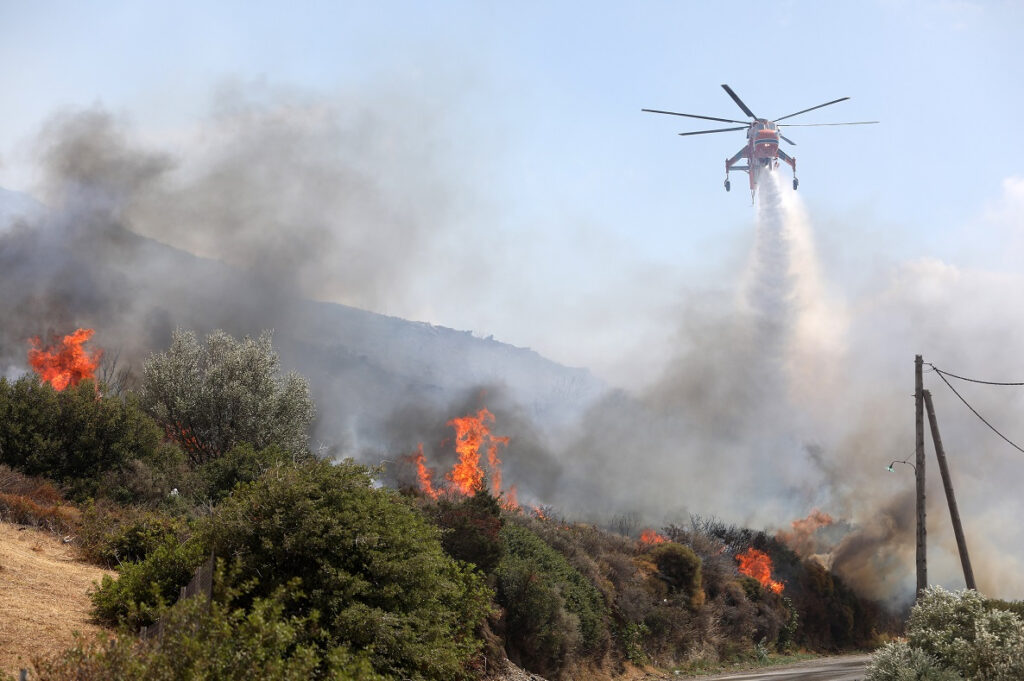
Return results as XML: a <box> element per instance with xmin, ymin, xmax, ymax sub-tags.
<box><xmin>928</xmin><ymin>364</ymin><xmax>1024</xmax><ymax>386</ymax></box>
<box><xmin>930</xmin><ymin>368</ymin><xmax>1024</xmax><ymax>455</ymax></box>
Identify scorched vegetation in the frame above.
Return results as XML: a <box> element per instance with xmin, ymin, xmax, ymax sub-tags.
<box><xmin>2</xmin><ymin>328</ymin><xmax>895</xmax><ymax>680</ymax></box>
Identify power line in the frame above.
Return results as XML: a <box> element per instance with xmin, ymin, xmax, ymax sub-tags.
<box><xmin>930</xmin><ymin>368</ymin><xmax>1024</xmax><ymax>455</ymax></box>
<box><xmin>928</xmin><ymin>364</ymin><xmax>1024</xmax><ymax>386</ymax></box>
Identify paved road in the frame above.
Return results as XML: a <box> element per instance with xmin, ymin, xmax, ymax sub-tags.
<box><xmin>679</xmin><ymin>654</ymin><xmax>871</xmax><ymax>681</ymax></box>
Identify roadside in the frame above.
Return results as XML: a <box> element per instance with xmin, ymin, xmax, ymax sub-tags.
<box><xmin>666</xmin><ymin>654</ymin><xmax>871</xmax><ymax>680</ymax></box>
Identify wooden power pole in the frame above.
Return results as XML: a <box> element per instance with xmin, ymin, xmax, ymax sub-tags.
<box><xmin>915</xmin><ymin>355</ymin><xmax>927</xmax><ymax>597</ymax></box>
<box><xmin>923</xmin><ymin>389</ymin><xmax>977</xmax><ymax>590</ymax></box>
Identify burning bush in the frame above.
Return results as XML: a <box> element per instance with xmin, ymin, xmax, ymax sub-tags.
<box><xmin>736</xmin><ymin>547</ymin><xmax>784</xmax><ymax>594</ymax></box>
<box><xmin>405</xmin><ymin>407</ymin><xmax>519</xmax><ymax>509</ymax></box>
<box><xmin>27</xmin><ymin>327</ymin><xmax>103</xmax><ymax>391</ymax></box>
<box><xmin>140</xmin><ymin>329</ymin><xmax>315</xmax><ymax>465</ymax></box>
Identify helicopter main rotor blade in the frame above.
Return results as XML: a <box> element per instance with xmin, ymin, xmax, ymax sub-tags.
<box><xmin>721</xmin><ymin>84</ymin><xmax>757</xmax><ymax>119</ymax></box>
<box><xmin>642</xmin><ymin>109</ymin><xmax>749</xmax><ymax>124</ymax></box>
<box><xmin>774</xmin><ymin>97</ymin><xmax>851</xmax><ymax>122</ymax></box>
<box><xmin>779</xmin><ymin>134</ymin><xmax>797</xmax><ymax>146</ymax></box>
<box><xmin>778</xmin><ymin>121</ymin><xmax>879</xmax><ymax>126</ymax></box>
<box><xmin>677</xmin><ymin>126</ymin><xmax>748</xmax><ymax>137</ymax></box>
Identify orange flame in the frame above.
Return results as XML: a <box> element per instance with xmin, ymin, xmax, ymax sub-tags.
<box><xmin>408</xmin><ymin>443</ymin><xmax>439</xmax><ymax>499</ymax></box>
<box><xmin>27</xmin><ymin>328</ymin><xmax>103</xmax><ymax>391</ymax></box>
<box><xmin>502</xmin><ymin>484</ymin><xmax>519</xmax><ymax>512</ymax></box>
<box><xmin>777</xmin><ymin>509</ymin><xmax>834</xmax><ymax>556</ymax></box>
<box><xmin>446</xmin><ymin>408</ymin><xmax>510</xmax><ymax>498</ymax></box>
<box><xmin>640</xmin><ymin>529</ymin><xmax>668</xmax><ymax>545</ymax></box>
<box><xmin>407</xmin><ymin>407</ymin><xmax>518</xmax><ymax>505</ymax></box>
<box><xmin>532</xmin><ymin>505</ymin><xmax>548</xmax><ymax>520</ymax></box>
<box><xmin>487</xmin><ymin>435</ymin><xmax>511</xmax><ymax>497</ymax></box>
<box><xmin>736</xmin><ymin>547</ymin><xmax>784</xmax><ymax>593</ymax></box>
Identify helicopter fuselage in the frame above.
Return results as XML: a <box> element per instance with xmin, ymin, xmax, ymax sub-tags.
<box><xmin>726</xmin><ymin>120</ymin><xmax>796</xmax><ymax>198</ymax></box>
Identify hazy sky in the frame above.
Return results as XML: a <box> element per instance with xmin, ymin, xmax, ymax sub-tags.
<box><xmin>1</xmin><ymin>0</ymin><xmax>1022</xmax><ymax>386</ymax></box>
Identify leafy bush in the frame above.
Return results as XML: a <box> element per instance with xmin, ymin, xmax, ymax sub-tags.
<box><xmin>496</xmin><ymin>523</ymin><xmax>609</xmax><ymax>677</ymax></box>
<box><xmin>867</xmin><ymin>587</ymin><xmax>1024</xmax><ymax>680</ymax></box>
<box><xmin>91</xmin><ymin>535</ymin><xmax>207</xmax><ymax>629</ymax></box>
<box><xmin>866</xmin><ymin>641</ymin><xmax>960</xmax><ymax>681</ymax></box>
<box><xmin>430</xmin><ymin>490</ymin><xmax>504</xmax><ymax>574</ymax></box>
<box><xmin>99</xmin><ymin>441</ymin><xmax>188</xmax><ymax>507</ymax></box>
<box><xmin>0</xmin><ymin>376</ymin><xmax>165</xmax><ymax>499</ymax></box>
<box><xmin>906</xmin><ymin>586</ymin><xmax>1024</xmax><ymax>680</ymax></box>
<box><xmin>77</xmin><ymin>501</ymin><xmax>188</xmax><ymax>567</ymax></box>
<box><xmin>647</xmin><ymin>542</ymin><xmax>703</xmax><ymax>609</ymax></box>
<box><xmin>37</xmin><ymin>583</ymin><xmax>389</xmax><ymax>681</ymax></box>
<box><xmin>141</xmin><ymin>329</ymin><xmax>316</xmax><ymax>465</ymax></box>
<box><xmin>202</xmin><ymin>458</ymin><xmax>492</xmax><ymax>681</ymax></box>
<box><xmin>187</xmin><ymin>443</ymin><xmax>308</xmax><ymax>502</ymax></box>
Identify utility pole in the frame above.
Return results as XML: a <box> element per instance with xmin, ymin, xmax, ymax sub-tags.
<box><xmin>923</xmin><ymin>389</ymin><xmax>977</xmax><ymax>590</ymax></box>
<box><xmin>915</xmin><ymin>355</ymin><xmax>927</xmax><ymax>597</ymax></box>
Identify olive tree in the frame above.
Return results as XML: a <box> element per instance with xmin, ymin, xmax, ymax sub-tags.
<box><xmin>141</xmin><ymin>329</ymin><xmax>315</xmax><ymax>465</ymax></box>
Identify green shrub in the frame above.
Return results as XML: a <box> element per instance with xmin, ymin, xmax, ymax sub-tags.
<box><xmin>496</xmin><ymin>523</ymin><xmax>609</xmax><ymax>676</ymax></box>
<box><xmin>91</xmin><ymin>536</ymin><xmax>207</xmax><ymax>629</ymax></box>
<box><xmin>430</xmin><ymin>490</ymin><xmax>504</xmax><ymax>574</ymax></box>
<box><xmin>618</xmin><ymin>622</ymin><xmax>650</xmax><ymax>665</ymax></box>
<box><xmin>907</xmin><ymin>586</ymin><xmax>1024</xmax><ymax>680</ymax></box>
<box><xmin>187</xmin><ymin>443</ymin><xmax>308</xmax><ymax>502</ymax></box>
<box><xmin>100</xmin><ymin>442</ymin><xmax>189</xmax><ymax>507</ymax></box>
<box><xmin>0</xmin><ymin>376</ymin><xmax>165</xmax><ymax>499</ymax></box>
<box><xmin>648</xmin><ymin>542</ymin><xmax>703</xmax><ymax>609</ymax></box>
<box><xmin>78</xmin><ymin>501</ymin><xmax>188</xmax><ymax>567</ymax></box>
<box><xmin>36</xmin><ymin>583</ymin><xmax>389</xmax><ymax>681</ymax></box>
<box><xmin>141</xmin><ymin>329</ymin><xmax>316</xmax><ymax>465</ymax></box>
<box><xmin>866</xmin><ymin>641</ymin><xmax>960</xmax><ymax>681</ymax></box>
<box><xmin>202</xmin><ymin>458</ymin><xmax>492</xmax><ymax>681</ymax></box>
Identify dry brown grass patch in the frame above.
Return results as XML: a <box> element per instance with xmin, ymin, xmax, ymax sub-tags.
<box><xmin>0</xmin><ymin>521</ymin><xmax>115</xmax><ymax>677</ymax></box>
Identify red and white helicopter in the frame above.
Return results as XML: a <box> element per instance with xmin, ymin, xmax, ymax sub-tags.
<box><xmin>644</xmin><ymin>84</ymin><xmax>877</xmax><ymax>200</ymax></box>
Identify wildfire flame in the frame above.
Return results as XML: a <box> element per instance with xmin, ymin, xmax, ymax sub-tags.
<box><xmin>640</xmin><ymin>529</ymin><xmax>668</xmax><ymax>545</ymax></box>
<box><xmin>27</xmin><ymin>328</ymin><xmax>103</xmax><ymax>391</ymax></box>
<box><xmin>777</xmin><ymin>509</ymin><xmax>834</xmax><ymax>556</ymax></box>
<box><xmin>736</xmin><ymin>547</ymin><xmax>784</xmax><ymax>594</ymax></box>
<box><xmin>408</xmin><ymin>407</ymin><xmax>518</xmax><ymax>509</ymax></box>
<box><xmin>503</xmin><ymin>484</ymin><xmax>519</xmax><ymax>512</ymax></box>
<box><xmin>410</xmin><ymin>443</ymin><xmax>440</xmax><ymax>500</ymax></box>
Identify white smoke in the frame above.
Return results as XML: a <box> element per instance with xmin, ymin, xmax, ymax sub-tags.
<box><xmin>564</xmin><ymin>169</ymin><xmax>1024</xmax><ymax>603</ymax></box>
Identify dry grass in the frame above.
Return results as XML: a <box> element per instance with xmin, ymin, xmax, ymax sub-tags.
<box><xmin>0</xmin><ymin>521</ymin><xmax>115</xmax><ymax>677</ymax></box>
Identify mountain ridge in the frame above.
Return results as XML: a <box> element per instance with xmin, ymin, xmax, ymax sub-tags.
<box><xmin>0</xmin><ymin>188</ymin><xmax>607</xmax><ymax>458</ymax></box>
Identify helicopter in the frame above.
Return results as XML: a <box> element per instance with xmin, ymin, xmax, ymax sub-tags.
<box><xmin>644</xmin><ymin>84</ymin><xmax>877</xmax><ymax>201</ymax></box>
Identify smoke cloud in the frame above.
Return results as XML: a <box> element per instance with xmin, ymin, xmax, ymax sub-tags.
<box><xmin>552</xmin><ymin>170</ymin><xmax>1024</xmax><ymax>604</ymax></box>
<box><xmin>4</xmin><ymin>87</ymin><xmax>1024</xmax><ymax>605</ymax></box>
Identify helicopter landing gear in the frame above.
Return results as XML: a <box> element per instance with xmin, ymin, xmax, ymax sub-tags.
<box><xmin>724</xmin><ymin>178</ymin><xmax>731</xmax><ymax>192</ymax></box>
<box><xmin>792</xmin><ymin>177</ymin><xmax>799</xmax><ymax>190</ymax></box>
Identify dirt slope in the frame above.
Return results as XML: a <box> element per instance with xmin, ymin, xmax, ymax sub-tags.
<box><xmin>0</xmin><ymin>522</ymin><xmax>115</xmax><ymax>676</ymax></box>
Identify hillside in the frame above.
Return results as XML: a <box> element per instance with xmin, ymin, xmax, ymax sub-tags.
<box><xmin>0</xmin><ymin>522</ymin><xmax>113</xmax><ymax>677</ymax></box>
<box><xmin>0</xmin><ymin>190</ymin><xmax>607</xmax><ymax>457</ymax></box>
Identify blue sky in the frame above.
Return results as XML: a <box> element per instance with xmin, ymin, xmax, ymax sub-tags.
<box><xmin>1</xmin><ymin>0</ymin><xmax>1022</xmax><ymax>384</ymax></box>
